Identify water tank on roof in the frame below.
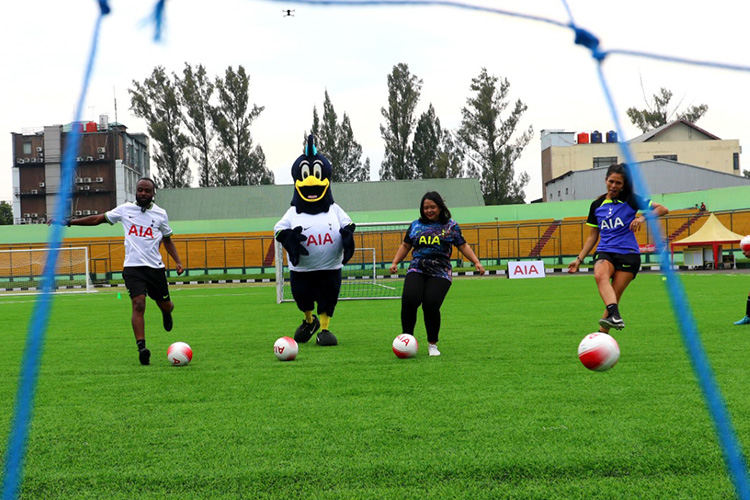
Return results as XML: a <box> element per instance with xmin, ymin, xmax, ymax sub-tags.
<box><xmin>64</xmin><ymin>122</ymin><xmax>84</xmax><ymax>133</ymax></box>
<box><xmin>577</xmin><ymin>132</ymin><xmax>589</xmax><ymax>144</ymax></box>
<box><xmin>85</xmin><ymin>121</ymin><xmax>97</xmax><ymax>133</ymax></box>
<box><xmin>606</xmin><ymin>130</ymin><xmax>618</xmax><ymax>143</ymax></box>
<box><xmin>591</xmin><ymin>130</ymin><xmax>603</xmax><ymax>143</ymax></box>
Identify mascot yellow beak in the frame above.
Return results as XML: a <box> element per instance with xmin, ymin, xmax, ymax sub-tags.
<box><xmin>295</xmin><ymin>175</ymin><xmax>330</xmax><ymax>202</ymax></box>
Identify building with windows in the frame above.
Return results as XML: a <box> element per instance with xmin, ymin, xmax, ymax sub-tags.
<box><xmin>545</xmin><ymin>158</ymin><xmax>750</xmax><ymax>202</ymax></box>
<box><xmin>541</xmin><ymin>120</ymin><xmax>741</xmax><ymax>201</ymax></box>
<box><xmin>11</xmin><ymin>117</ymin><xmax>149</xmax><ymax>224</ymax></box>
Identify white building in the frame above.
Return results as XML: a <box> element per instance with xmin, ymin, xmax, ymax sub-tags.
<box><xmin>541</xmin><ymin>120</ymin><xmax>741</xmax><ymax>201</ymax></box>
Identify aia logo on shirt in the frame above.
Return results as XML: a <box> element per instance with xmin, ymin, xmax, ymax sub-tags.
<box><xmin>418</xmin><ymin>235</ymin><xmax>441</xmax><ymax>245</ymax></box>
<box><xmin>128</xmin><ymin>225</ymin><xmax>155</xmax><ymax>238</ymax></box>
<box><xmin>600</xmin><ymin>218</ymin><xmax>624</xmax><ymax>230</ymax></box>
<box><xmin>307</xmin><ymin>233</ymin><xmax>333</xmax><ymax>246</ymax></box>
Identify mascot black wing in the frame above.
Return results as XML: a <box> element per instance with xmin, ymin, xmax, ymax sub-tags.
<box><xmin>273</xmin><ymin>135</ymin><xmax>355</xmax><ymax>347</ymax></box>
<box><xmin>276</xmin><ymin>226</ymin><xmax>308</xmax><ymax>267</ymax></box>
<box><xmin>339</xmin><ymin>223</ymin><xmax>356</xmax><ymax>265</ymax></box>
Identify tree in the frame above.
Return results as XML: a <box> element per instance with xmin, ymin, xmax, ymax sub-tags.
<box><xmin>458</xmin><ymin>68</ymin><xmax>532</xmax><ymax>205</ymax></box>
<box><xmin>337</xmin><ymin>115</ymin><xmax>370</xmax><ymax>182</ymax></box>
<box><xmin>412</xmin><ymin>104</ymin><xmax>465</xmax><ymax>179</ymax></box>
<box><xmin>211</xmin><ymin>65</ymin><xmax>274</xmax><ymax>185</ymax></box>
<box><xmin>379</xmin><ymin>63</ymin><xmax>422</xmax><ymax>180</ymax></box>
<box><xmin>311</xmin><ymin>93</ymin><xmax>337</xmax><ymax>165</ymax></box>
<box><xmin>627</xmin><ymin>87</ymin><xmax>708</xmax><ymax>133</ymax></box>
<box><xmin>309</xmin><ymin>91</ymin><xmax>369</xmax><ymax>182</ymax></box>
<box><xmin>129</xmin><ymin>66</ymin><xmax>192</xmax><ymax>188</ymax></box>
<box><xmin>742</xmin><ymin>170</ymin><xmax>750</xmax><ymax>179</ymax></box>
<box><xmin>250</xmin><ymin>145</ymin><xmax>274</xmax><ymax>185</ymax></box>
<box><xmin>0</xmin><ymin>201</ymin><xmax>12</xmax><ymax>225</ymax></box>
<box><xmin>433</xmin><ymin>131</ymin><xmax>465</xmax><ymax>179</ymax></box>
<box><xmin>178</xmin><ymin>63</ymin><xmax>216</xmax><ymax>187</ymax></box>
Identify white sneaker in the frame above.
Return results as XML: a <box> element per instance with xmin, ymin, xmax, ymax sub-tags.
<box><xmin>428</xmin><ymin>344</ymin><xmax>441</xmax><ymax>357</ymax></box>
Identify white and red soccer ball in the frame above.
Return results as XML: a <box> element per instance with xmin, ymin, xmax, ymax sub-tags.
<box><xmin>392</xmin><ymin>334</ymin><xmax>418</xmax><ymax>358</ymax></box>
<box><xmin>740</xmin><ymin>235</ymin><xmax>750</xmax><ymax>253</ymax></box>
<box><xmin>274</xmin><ymin>336</ymin><xmax>298</xmax><ymax>361</ymax></box>
<box><xmin>578</xmin><ymin>332</ymin><xmax>620</xmax><ymax>372</ymax></box>
<box><xmin>167</xmin><ymin>341</ymin><xmax>193</xmax><ymax>366</ymax></box>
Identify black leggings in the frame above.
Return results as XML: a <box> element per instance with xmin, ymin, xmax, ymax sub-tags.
<box><xmin>401</xmin><ymin>272</ymin><xmax>452</xmax><ymax>344</ymax></box>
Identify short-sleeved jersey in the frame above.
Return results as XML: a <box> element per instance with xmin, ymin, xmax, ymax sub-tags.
<box><xmin>274</xmin><ymin>203</ymin><xmax>353</xmax><ymax>272</ymax></box>
<box><xmin>586</xmin><ymin>193</ymin><xmax>652</xmax><ymax>254</ymax></box>
<box><xmin>404</xmin><ymin>219</ymin><xmax>466</xmax><ymax>281</ymax></box>
<box><xmin>105</xmin><ymin>202</ymin><xmax>173</xmax><ymax>268</ymax></box>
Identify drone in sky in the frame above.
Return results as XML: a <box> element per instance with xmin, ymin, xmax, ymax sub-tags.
<box><xmin>282</xmin><ymin>9</ymin><xmax>295</xmax><ymax>17</ymax></box>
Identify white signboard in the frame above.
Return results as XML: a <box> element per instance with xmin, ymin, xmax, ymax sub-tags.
<box><xmin>507</xmin><ymin>260</ymin><xmax>546</xmax><ymax>279</ymax></box>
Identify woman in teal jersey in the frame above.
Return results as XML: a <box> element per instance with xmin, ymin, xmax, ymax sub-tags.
<box><xmin>567</xmin><ymin>164</ymin><xmax>668</xmax><ymax>332</ymax></box>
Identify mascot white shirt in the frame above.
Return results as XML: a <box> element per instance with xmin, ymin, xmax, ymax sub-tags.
<box><xmin>275</xmin><ymin>203</ymin><xmax>352</xmax><ymax>272</ymax></box>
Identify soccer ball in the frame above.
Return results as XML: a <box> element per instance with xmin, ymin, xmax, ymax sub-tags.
<box><xmin>167</xmin><ymin>341</ymin><xmax>193</xmax><ymax>366</ymax></box>
<box><xmin>392</xmin><ymin>334</ymin><xmax>418</xmax><ymax>358</ymax></box>
<box><xmin>741</xmin><ymin>235</ymin><xmax>750</xmax><ymax>252</ymax></box>
<box><xmin>274</xmin><ymin>336</ymin><xmax>298</xmax><ymax>361</ymax></box>
<box><xmin>577</xmin><ymin>333</ymin><xmax>620</xmax><ymax>372</ymax></box>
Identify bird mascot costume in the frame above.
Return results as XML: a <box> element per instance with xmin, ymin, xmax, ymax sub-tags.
<box><xmin>274</xmin><ymin>135</ymin><xmax>356</xmax><ymax>346</ymax></box>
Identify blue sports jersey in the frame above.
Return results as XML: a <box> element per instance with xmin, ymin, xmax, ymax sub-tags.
<box><xmin>404</xmin><ymin>219</ymin><xmax>466</xmax><ymax>281</ymax></box>
<box><xmin>587</xmin><ymin>193</ymin><xmax>652</xmax><ymax>254</ymax></box>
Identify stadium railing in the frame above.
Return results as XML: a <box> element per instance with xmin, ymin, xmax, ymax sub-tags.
<box><xmin>2</xmin><ymin>208</ymin><xmax>750</xmax><ymax>281</ymax></box>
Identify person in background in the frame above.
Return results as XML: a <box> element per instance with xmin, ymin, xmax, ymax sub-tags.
<box><xmin>389</xmin><ymin>191</ymin><xmax>485</xmax><ymax>356</ymax></box>
<box><xmin>567</xmin><ymin>164</ymin><xmax>669</xmax><ymax>332</ymax></box>
<box><xmin>733</xmin><ymin>245</ymin><xmax>750</xmax><ymax>325</ymax></box>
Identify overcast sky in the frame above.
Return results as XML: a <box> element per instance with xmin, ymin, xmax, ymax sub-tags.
<box><xmin>2</xmin><ymin>0</ymin><xmax>749</xmax><ymax>204</ymax></box>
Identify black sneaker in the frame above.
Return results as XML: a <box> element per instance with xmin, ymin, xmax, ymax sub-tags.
<box><xmin>316</xmin><ymin>329</ymin><xmax>338</xmax><ymax>346</ymax></box>
<box><xmin>139</xmin><ymin>347</ymin><xmax>151</xmax><ymax>365</ymax></box>
<box><xmin>599</xmin><ymin>315</ymin><xmax>625</xmax><ymax>330</ymax></box>
<box><xmin>162</xmin><ymin>310</ymin><xmax>173</xmax><ymax>332</ymax></box>
<box><xmin>294</xmin><ymin>315</ymin><xmax>320</xmax><ymax>343</ymax></box>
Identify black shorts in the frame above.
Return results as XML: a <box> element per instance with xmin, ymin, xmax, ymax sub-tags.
<box><xmin>122</xmin><ymin>266</ymin><xmax>170</xmax><ymax>302</ymax></box>
<box><xmin>289</xmin><ymin>269</ymin><xmax>342</xmax><ymax>316</ymax></box>
<box><xmin>594</xmin><ymin>251</ymin><xmax>641</xmax><ymax>277</ymax></box>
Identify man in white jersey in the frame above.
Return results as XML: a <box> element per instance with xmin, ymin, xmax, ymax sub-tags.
<box><xmin>52</xmin><ymin>178</ymin><xmax>184</xmax><ymax>365</ymax></box>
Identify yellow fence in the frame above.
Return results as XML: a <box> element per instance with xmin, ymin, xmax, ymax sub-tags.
<box><xmin>3</xmin><ymin>208</ymin><xmax>749</xmax><ymax>275</ymax></box>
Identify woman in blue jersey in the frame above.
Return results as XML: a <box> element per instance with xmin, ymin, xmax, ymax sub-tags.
<box><xmin>567</xmin><ymin>164</ymin><xmax>668</xmax><ymax>331</ymax></box>
<box><xmin>389</xmin><ymin>192</ymin><xmax>485</xmax><ymax>356</ymax></box>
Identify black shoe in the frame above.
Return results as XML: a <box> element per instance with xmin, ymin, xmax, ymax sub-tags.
<box><xmin>599</xmin><ymin>315</ymin><xmax>625</xmax><ymax>330</ymax></box>
<box><xmin>162</xmin><ymin>310</ymin><xmax>173</xmax><ymax>332</ymax></box>
<box><xmin>139</xmin><ymin>347</ymin><xmax>151</xmax><ymax>365</ymax></box>
<box><xmin>316</xmin><ymin>329</ymin><xmax>338</xmax><ymax>346</ymax></box>
<box><xmin>294</xmin><ymin>315</ymin><xmax>320</xmax><ymax>343</ymax></box>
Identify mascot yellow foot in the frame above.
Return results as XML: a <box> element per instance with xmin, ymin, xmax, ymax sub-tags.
<box><xmin>315</xmin><ymin>313</ymin><xmax>337</xmax><ymax>346</ymax></box>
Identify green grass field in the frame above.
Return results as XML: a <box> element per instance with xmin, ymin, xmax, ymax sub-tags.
<box><xmin>2</xmin><ymin>273</ymin><xmax>750</xmax><ymax>499</ymax></box>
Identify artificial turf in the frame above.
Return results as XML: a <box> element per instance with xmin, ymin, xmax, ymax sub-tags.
<box><xmin>2</xmin><ymin>273</ymin><xmax>749</xmax><ymax>499</ymax></box>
